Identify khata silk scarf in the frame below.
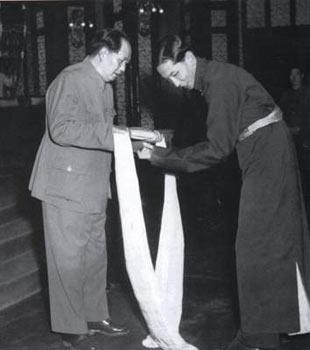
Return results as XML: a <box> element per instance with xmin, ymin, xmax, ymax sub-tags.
<box><xmin>113</xmin><ymin>129</ymin><xmax>198</xmax><ymax>350</ymax></box>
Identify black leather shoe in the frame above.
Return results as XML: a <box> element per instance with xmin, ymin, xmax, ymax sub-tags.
<box><xmin>88</xmin><ymin>319</ymin><xmax>129</xmax><ymax>336</ymax></box>
<box><xmin>60</xmin><ymin>333</ymin><xmax>88</xmax><ymax>349</ymax></box>
<box><xmin>225</xmin><ymin>337</ymin><xmax>277</xmax><ymax>350</ymax></box>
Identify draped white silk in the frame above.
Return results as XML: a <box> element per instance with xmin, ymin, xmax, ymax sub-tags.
<box><xmin>289</xmin><ymin>263</ymin><xmax>310</xmax><ymax>335</ymax></box>
<box><xmin>113</xmin><ymin>129</ymin><xmax>198</xmax><ymax>350</ymax></box>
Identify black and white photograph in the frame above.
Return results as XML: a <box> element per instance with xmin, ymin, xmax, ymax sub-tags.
<box><xmin>1</xmin><ymin>1</ymin><xmax>310</xmax><ymax>349</ymax></box>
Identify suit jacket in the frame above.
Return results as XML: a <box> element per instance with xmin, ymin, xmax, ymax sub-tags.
<box><xmin>29</xmin><ymin>57</ymin><xmax>115</xmax><ymax>214</ymax></box>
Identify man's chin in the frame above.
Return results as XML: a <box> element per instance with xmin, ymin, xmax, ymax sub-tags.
<box><xmin>109</xmin><ymin>73</ymin><xmax>119</xmax><ymax>82</ymax></box>
<box><xmin>187</xmin><ymin>82</ymin><xmax>194</xmax><ymax>89</ymax></box>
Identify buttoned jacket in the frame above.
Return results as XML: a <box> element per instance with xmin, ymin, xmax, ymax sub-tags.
<box><xmin>29</xmin><ymin>57</ymin><xmax>115</xmax><ymax>213</ymax></box>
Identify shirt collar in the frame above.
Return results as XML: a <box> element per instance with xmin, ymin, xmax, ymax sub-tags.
<box><xmin>82</xmin><ymin>56</ymin><xmax>106</xmax><ymax>90</ymax></box>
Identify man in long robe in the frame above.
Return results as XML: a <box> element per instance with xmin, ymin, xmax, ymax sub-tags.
<box><xmin>138</xmin><ymin>35</ymin><xmax>310</xmax><ymax>350</ymax></box>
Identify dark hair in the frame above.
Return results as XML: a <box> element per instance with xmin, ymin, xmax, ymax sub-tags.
<box><xmin>289</xmin><ymin>66</ymin><xmax>304</xmax><ymax>75</ymax></box>
<box><xmin>158</xmin><ymin>35</ymin><xmax>191</xmax><ymax>65</ymax></box>
<box><xmin>88</xmin><ymin>29</ymin><xmax>130</xmax><ymax>56</ymax></box>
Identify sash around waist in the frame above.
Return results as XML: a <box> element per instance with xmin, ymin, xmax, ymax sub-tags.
<box><xmin>239</xmin><ymin>107</ymin><xmax>283</xmax><ymax>142</ymax></box>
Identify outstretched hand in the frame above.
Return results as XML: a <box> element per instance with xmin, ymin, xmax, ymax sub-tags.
<box><xmin>113</xmin><ymin>125</ymin><xmax>128</xmax><ymax>134</ymax></box>
<box><xmin>113</xmin><ymin>126</ymin><xmax>154</xmax><ymax>159</ymax></box>
<box><xmin>129</xmin><ymin>127</ymin><xmax>163</xmax><ymax>143</ymax></box>
<box><xmin>131</xmin><ymin>141</ymin><xmax>144</xmax><ymax>152</ymax></box>
<box><xmin>137</xmin><ymin>142</ymin><xmax>154</xmax><ymax>160</ymax></box>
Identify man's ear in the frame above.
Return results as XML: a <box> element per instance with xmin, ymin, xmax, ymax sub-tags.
<box><xmin>98</xmin><ymin>47</ymin><xmax>109</xmax><ymax>59</ymax></box>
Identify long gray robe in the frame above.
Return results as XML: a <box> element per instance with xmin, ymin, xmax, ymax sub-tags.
<box><xmin>150</xmin><ymin>58</ymin><xmax>310</xmax><ymax>334</ymax></box>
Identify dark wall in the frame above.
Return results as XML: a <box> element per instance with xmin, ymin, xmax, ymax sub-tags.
<box><xmin>44</xmin><ymin>2</ymin><xmax>69</xmax><ymax>83</ymax></box>
<box><xmin>244</xmin><ymin>26</ymin><xmax>310</xmax><ymax>102</ymax></box>
<box><xmin>0</xmin><ymin>104</ymin><xmax>45</xmax><ymax>165</ymax></box>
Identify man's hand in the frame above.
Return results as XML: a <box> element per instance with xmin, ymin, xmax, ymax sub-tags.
<box><xmin>137</xmin><ymin>142</ymin><xmax>154</xmax><ymax>160</ymax></box>
<box><xmin>131</xmin><ymin>141</ymin><xmax>144</xmax><ymax>153</ymax></box>
<box><xmin>129</xmin><ymin>127</ymin><xmax>163</xmax><ymax>143</ymax></box>
<box><xmin>113</xmin><ymin>125</ymin><xmax>128</xmax><ymax>134</ymax></box>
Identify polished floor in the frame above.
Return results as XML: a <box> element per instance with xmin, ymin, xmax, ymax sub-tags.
<box><xmin>1</xmin><ymin>159</ymin><xmax>310</xmax><ymax>350</ymax></box>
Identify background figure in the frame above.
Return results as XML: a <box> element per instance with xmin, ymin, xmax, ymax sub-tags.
<box><xmin>28</xmin><ymin>29</ymin><xmax>131</xmax><ymax>349</ymax></box>
<box><xmin>279</xmin><ymin>67</ymin><xmax>310</xmax><ymax>203</ymax></box>
<box><xmin>279</xmin><ymin>67</ymin><xmax>310</xmax><ymax>143</ymax></box>
<box><xmin>0</xmin><ymin>71</ymin><xmax>14</xmax><ymax>98</ymax></box>
<box><xmin>0</xmin><ymin>62</ymin><xmax>16</xmax><ymax>98</ymax></box>
<box><xmin>138</xmin><ymin>35</ymin><xmax>310</xmax><ymax>350</ymax></box>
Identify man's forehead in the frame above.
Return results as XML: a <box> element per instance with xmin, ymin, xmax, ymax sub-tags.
<box><xmin>119</xmin><ymin>39</ymin><xmax>131</xmax><ymax>59</ymax></box>
<box><xmin>291</xmin><ymin>68</ymin><xmax>301</xmax><ymax>74</ymax></box>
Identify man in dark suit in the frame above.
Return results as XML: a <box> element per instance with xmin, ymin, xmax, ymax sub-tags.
<box><xmin>29</xmin><ymin>29</ymin><xmax>131</xmax><ymax>348</ymax></box>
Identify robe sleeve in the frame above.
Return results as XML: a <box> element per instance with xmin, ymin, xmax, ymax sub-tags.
<box><xmin>47</xmin><ymin>72</ymin><xmax>114</xmax><ymax>151</ymax></box>
<box><xmin>151</xmin><ymin>80</ymin><xmax>241</xmax><ymax>172</ymax></box>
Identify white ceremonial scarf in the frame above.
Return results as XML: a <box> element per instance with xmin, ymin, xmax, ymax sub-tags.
<box><xmin>113</xmin><ymin>129</ymin><xmax>198</xmax><ymax>350</ymax></box>
<box><xmin>289</xmin><ymin>263</ymin><xmax>310</xmax><ymax>335</ymax></box>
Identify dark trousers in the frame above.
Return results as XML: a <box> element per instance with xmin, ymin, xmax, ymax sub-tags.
<box><xmin>42</xmin><ymin>202</ymin><xmax>109</xmax><ymax>334</ymax></box>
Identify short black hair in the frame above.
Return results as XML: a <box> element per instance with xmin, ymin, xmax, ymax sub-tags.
<box><xmin>158</xmin><ymin>34</ymin><xmax>192</xmax><ymax>65</ymax></box>
<box><xmin>289</xmin><ymin>66</ymin><xmax>304</xmax><ymax>75</ymax></box>
<box><xmin>88</xmin><ymin>29</ymin><xmax>130</xmax><ymax>56</ymax></box>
